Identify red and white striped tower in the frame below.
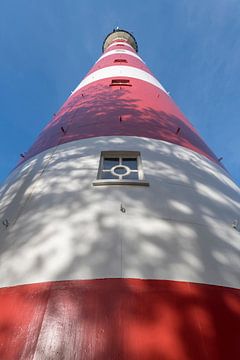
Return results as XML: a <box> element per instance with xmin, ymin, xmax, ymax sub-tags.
<box><xmin>1</xmin><ymin>29</ymin><xmax>240</xmax><ymax>359</ymax></box>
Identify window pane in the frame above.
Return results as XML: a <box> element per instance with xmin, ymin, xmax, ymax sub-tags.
<box><xmin>103</xmin><ymin>158</ymin><xmax>119</xmax><ymax>170</ymax></box>
<box><xmin>114</xmin><ymin>59</ymin><xmax>127</xmax><ymax>63</ymax></box>
<box><xmin>111</xmin><ymin>79</ymin><xmax>130</xmax><ymax>84</ymax></box>
<box><xmin>122</xmin><ymin>158</ymin><xmax>138</xmax><ymax>170</ymax></box>
<box><xmin>101</xmin><ymin>171</ymin><xmax>117</xmax><ymax>179</ymax></box>
<box><xmin>124</xmin><ymin>172</ymin><xmax>139</xmax><ymax>180</ymax></box>
<box><xmin>113</xmin><ymin>166</ymin><xmax>128</xmax><ymax>175</ymax></box>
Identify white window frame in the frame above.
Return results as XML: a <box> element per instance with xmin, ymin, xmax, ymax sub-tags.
<box><xmin>92</xmin><ymin>151</ymin><xmax>149</xmax><ymax>186</ymax></box>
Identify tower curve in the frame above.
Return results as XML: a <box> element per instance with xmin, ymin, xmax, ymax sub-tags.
<box><xmin>0</xmin><ymin>29</ymin><xmax>240</xmax><ymax>360</ymax></box>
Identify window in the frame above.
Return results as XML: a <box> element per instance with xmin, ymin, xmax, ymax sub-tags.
<box><xmin>110</xmin><ymin>79</ymin><xmax>132</xmax><ymax>86</ymax></box>
<box><xmin>93</xmin><ymin>151</ymin><xmax>149</xmax><ymax>186</ymax></box>
<box><xmin>114</xmin><ymin>59</ymin><xmax>128</xmax><ymax>63</ymax></box>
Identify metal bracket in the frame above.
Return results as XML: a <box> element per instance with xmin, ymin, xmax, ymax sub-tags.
<box><xmin>232</xmin><ymin>219</ymin><xmax>240</xmax><ymax>232</ymax></box>
<box><xmin>2</xmin><ymin>219</ymin><xmax>9</xmax><ymax>229</ymax></box>
<box><xmin>120</xmin><ymin>204</ymin><xmax>126</xmax><ymax>213</ymax></box>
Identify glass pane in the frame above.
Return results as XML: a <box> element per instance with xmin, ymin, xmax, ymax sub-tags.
<box><xmin>124</xmin><ymin>172</ymin><xmax>139</xmax><ymax>180</ymax></box>
<box><xmin>101</xmin><ymin>171</ymin><xmax>117</xmax><ymax>179</ymax></box>
<box><xmin>113</xmin><ymin>166</ymin><xmax>128</xmax><ymax>175</ymax></box>
<box><xmin>103</xmin><ymin>157</ymin><xmax>119</xmax><ymax>170</ymax></box>
<box><xmin>122</xmin><ymin>158</ymin><xmax>138</xmax><ymax>170</ymax></box>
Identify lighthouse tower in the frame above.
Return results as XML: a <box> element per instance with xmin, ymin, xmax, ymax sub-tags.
<box><xmin>0</xmin><ymin>29</ymin><xmax>240</xmax><ymax>360</ymax></box>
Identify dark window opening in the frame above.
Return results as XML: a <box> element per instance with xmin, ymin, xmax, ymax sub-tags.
<box><xmin>103</xmin><ymin>158</ymin><xmax>119</xmax><ymax>169</ymax></box>
<box><xmin>110</xmin><ymin>79</ymin><xmax>132</xmax><ymax>87</ymax></box>
<box><xmin>122</xmin><ymin>158</ymin><xmax>138</xmax><ymax>170</ymax></box>
<box><xmin>114</xmin><ymin>59</ymin><xmax>128</xmax><ymax>63</ymax></box>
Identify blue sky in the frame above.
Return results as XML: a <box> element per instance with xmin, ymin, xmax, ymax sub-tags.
<box><xmin>0</xmin><ymin>0</ymin><xmax>239</xmax><ymax>184</ymax></box>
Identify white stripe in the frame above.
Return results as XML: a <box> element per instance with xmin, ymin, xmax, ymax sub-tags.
<box><xmin>106</xmin><ymin>41</ymin><xmax>133</xmax><ymax>50</ymax></box>
<box><xmin>96</xmin><ymin>49</ymin><xmax>144</xmax><ymax>63</ymax></box>
<box><xmin>1</xmin><ymin>137</ymin><xmax>240</xmax><ymax>288</ymax></box>
<box><xmin>72</xmin><ymin>66</ymin><xmax>167</xmax><ymax>94</ymax></box>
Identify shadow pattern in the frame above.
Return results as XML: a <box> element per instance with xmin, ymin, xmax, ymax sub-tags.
<box><xmin>0</xmin><ymin>279</ymin><xmax>240</xmax><ymax>360</ymax></box>
<box><xmin>19</xmin><ymin>78</ymin><xmax>219</xmax><ymax>166</ymax></box>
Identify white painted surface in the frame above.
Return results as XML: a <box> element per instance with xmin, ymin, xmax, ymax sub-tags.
<box><xmin>96</xmin><ymin>49</ymin><xmax>144</xmax><ymax>63</ymax></box>
<box><xmin>0</xmin><ymin>137</ymin><xmax>240</xmax><ymax>289</ymax></box>
<box><xmin>72</xmin><ymin>66</ymin><xmax>167</xmax><ymax>94</ymax></box>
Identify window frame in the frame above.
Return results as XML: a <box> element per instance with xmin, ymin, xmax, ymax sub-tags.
<box><xmin>114</xmin><ymin>59</ymin><xmax>128</xmax><ymax>63</ymax></box>
<box><xmin>92</xmin><ymin>151</ymin><xmax>149</xmax><ymax>186</ymax></box>
<box><xmin>109</xmin><ymin>79</ymin><xmax>132</xmax><ymax>86</ymax></box>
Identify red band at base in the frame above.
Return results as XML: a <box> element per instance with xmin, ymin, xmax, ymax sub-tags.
<box><xmin>0</xmin><ymin>278</ymin><xmax>239</xmax><ymax>359</ymax></box>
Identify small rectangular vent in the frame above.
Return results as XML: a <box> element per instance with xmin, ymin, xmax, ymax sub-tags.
<box><xmin>110</xmin><ymin>79</ymin><xmax>132</xmax><ymax>86</ymax></box>
<box><xmin>114</xmin><ymin>59</ymin><xmax>127</xmax><ymax>63</ymax></box>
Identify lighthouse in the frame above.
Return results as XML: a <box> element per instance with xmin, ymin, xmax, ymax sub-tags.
<box><xmin>0</xmin><ymin>28</ymin><xmax>240</xmax><ymax>359</ymax></box>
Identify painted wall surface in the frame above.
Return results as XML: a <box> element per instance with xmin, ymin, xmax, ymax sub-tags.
<box><xmin>0</xmin><ymin>35</ymin><xmax>240</xmax><ymax>359</ymax></box>
<box><xmin>1</xmin><ymin>137</ymin><xmax>240</xmax><ymax>288</ymax></box>
<box><xmin>0</xmin><ymin>279</ymin><xmax>240</xmax><ymax>360</ymax></box>
<box><xmin>17</xmin><ymin>41</ymin><xmax>218</xmax><ymax>165</ymax></box>
<box><xmin>0</xmin><ymin>136</ymin><xmax>240</xmax><ymax>359</ymax></box>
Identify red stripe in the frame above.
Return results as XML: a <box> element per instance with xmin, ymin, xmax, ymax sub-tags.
<box><xmin>0</xmin><ymin>279</ymin><xmax>239</xmax><ymax>359</ymax></box>
<box><xmin>87</xmin><ymin>54</ymin><xmax>152</xmax><ymax>76</ymax></box>
<box><xmin>20</xmin><ymin>77</ymin><xmax>218</xmax><ymax>165</ymax></box>
<box><xmin>105</xmin><ymin>43</ymin><xmax>136</xmax><ymax>53</ymax></box>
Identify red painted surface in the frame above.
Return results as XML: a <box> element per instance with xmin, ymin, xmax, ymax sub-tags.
<box><xmin>105</xmin><ymin>42</ymin><xmax>136</xmax><ymax>53</ymax></box>
<box><xmin>87</xmin><ymin>54</ymin><xmax>152</xmax><ymax>76</ymax></box>
<box><xmin>20</xmin><ymin>76</ymin><xmax>218</xmax><ymax>165</ymax></box>
<box><xmin>0</xmin><ymin>279</ymin><xmax>239</xmax><ymax>360</ymax></box>
<box><xmin>16</xmin><ymin>35</ymin><xmax>220</xmax><ymax>166</ymax></box>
